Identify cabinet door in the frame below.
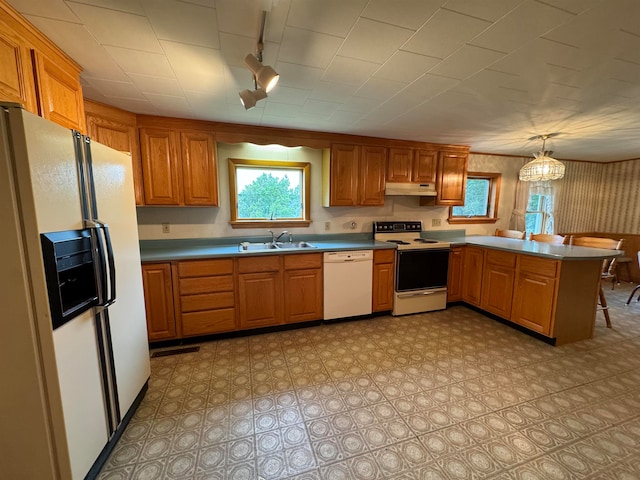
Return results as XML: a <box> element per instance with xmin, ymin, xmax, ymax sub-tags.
<box><xmin>329</xmin><ymin>144</ymin><xmax>360</xmax><ymax>206</ymax></box>
<box><xmin>481</xmin><ymin>264</ymin><xmax>515</xmax><ymax>319</ymax></box>
<box><xmin>181</xmin><ymin>131</ymin><xmax>218</xmax><ymax>206</ymax></box>
<box><xmin>387</xmin><ymin>148</ymin><xmax>413</xmax><ymax>182</ymax></box>
<box><xmin>436</xmin><ymin>150</ymin><xmax>468</xmax><ymax>206</ymax></box>
<box><xmin>413</xmin><ymin>149</ymin><xmax>437</xmax><ymax>183</ymax></box>
<box><xmin>85</xmin><ymin>102</ymin><xmax>144</xmax><ymax>205</ymax></box>
<box><xmin>0</xmin><ymin>28</ymin><xmax>37</xmax><ymax>113</ymax></box>
<box><xmin>139</xmin><ymin>127</ymin><xmax>182</xmax><ymax>205</ymax></box>
<box><xmin>141</xmin><ymin>263</ymin><xmax>177</xmax><ymax>341</ymax></box>
<box><xmin>447</xmin><ymin>247</ymin><xmax>463</xmax><ymax>302</ymax></box>
<box><xmin>32</xmin><ymin>51</ymin><xmax>85</xmax><ymax>131</ymax></box>
<box><xmin>359</xmin><ymin>145</ymin><xmax>386</xmax><ymax>206</ymax></box>
<box><xmin>238</xmin><ymin>272</ymin><xmax>282</xmax><ymax>329</ymax></box>
<box><xmin>511</xmin><ymin>272</ymin><xmax>556</xmax><ymax>335</ymax></box>
<box><xmin>462</xmin><ymin>247</ymin><xmax>484</xmax><ymax>306</ymax></box>
<box><xmin>372</xmin><ymin>262</ymin><xmax>394</xmax><ymax>312</ymax></box>
<box><xmin>284</xmin><ymin>268</ymin><xmax>322</xmax><ymax>323</ymax></box>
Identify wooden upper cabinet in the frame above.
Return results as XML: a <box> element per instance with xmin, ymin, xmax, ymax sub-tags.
<box><xmin>359</xmin><ymin>146</ymin><xmax>386</xmax><ymax>206</ymax></box>
<box><xmin>85</xmin><ymin>100</ymin><xmax>144</xmax><ymax>205</ymax></box>
<box><xmin>324</xmin><ymin>143</ymin><xmax>386</xmax><ymax>206</ymax></box>
<box><xmin>181</xmin><ymin>131</ymin><xmax>218</xmax><ymax>206</ymax></box>
<box><xmin>139</xmin><ymin>124</ymin><xmax>218</xmax><ymax>207</ymax></box>
<box><xmin>387</xmin><ymin>148</ymin><xmax>413</xmax><ymax>182</ymax></box>
<box><xmin>32</xmin><ymin>51</ymin><xmax>85</xmax><ymax>132</ymax></box>
<box><xmin>413</xmin><ymin>149</ymin><xmax>437</xmax><ymax>183</ymax></box>
<box><xmin>139</xmin><ymin>127</ymin><xmax>182</xmax><ymax>205</ymax></box>
<box><xmin>0</xmin><ymin>28</ymin><xmax>37</xmax><ymax>113</ymax></box>
<box><xmin>436</xmin><ymin>150</ymin><xmax>468</xmax><ymax>206</ymax></box>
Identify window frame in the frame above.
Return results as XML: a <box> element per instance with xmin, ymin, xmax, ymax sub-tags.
<box><xmin>448</xmin><ymin>172</ymin><xmax>502</xmax><ymax>224</ymax></box>
<box><xmin>525</xmin><ymin>192</ymin><xmax>550</xmax><ymax>235</ymax></box>
<box><xmin>228</xmin><ymin>158</ymin><xmax>311</xmax><ymax>228</ymax></box>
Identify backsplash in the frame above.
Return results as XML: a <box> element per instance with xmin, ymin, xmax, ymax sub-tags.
<box><xmin>136</xmin><ymin>144</ymin><xmax>524</xmax><ymax>241</ymax></box>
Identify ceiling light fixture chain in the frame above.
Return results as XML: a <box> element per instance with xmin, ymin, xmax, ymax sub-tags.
<box><xmin>519</xmin><ymin>132</ymin><xmax>565</xmax><ymax>182</ymax></box>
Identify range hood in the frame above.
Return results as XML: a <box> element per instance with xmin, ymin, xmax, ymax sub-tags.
<box><xmin>385</xmin><ymin>182</ymin><xmax>437</xmax><ymax>196</ymax></box>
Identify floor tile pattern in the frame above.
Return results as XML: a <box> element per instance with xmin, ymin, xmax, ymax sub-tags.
<box><xmin>99</xmin><ymin>284</ymin><xmax>640</xmax><ymax>479</ymax></box>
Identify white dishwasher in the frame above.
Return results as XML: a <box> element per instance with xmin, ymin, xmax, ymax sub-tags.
<box><xmin>323</xmin><ymin>250</ymin><xmax>373</xmax><ymax>320</ymax></box>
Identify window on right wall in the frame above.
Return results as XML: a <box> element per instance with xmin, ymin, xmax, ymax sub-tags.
<box><xmin>448</xmin><ymin>172</ymin><xmax>502</xmax><ymax>224</ymax></box>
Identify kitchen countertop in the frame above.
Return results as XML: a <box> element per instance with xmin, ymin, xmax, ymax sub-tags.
<box><xmin>447</xmin><ymin>235</ymin><xmax>621</xmax><ymax>260</ymax></box>
<box><xmin>139</xmin><ymin>232</ymin><xmax>619</xmax><ymax>262</ymax></box>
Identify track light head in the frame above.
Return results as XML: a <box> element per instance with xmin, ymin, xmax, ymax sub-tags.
<box><xmin>239</xmin><ymin>88</ymin><xmax>267</xmax><ymax>110</ymax></box>
<box><xmin>244</xmin><ymin>53</ymin><xmax>280</xmax><ymax>93</ymax></box>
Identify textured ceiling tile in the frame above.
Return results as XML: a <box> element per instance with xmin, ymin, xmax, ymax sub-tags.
<box><xmin>66</xmin><ymin>0</ymin><xmax>146</xmax><ymax>15</ymax></box>
<box><xmin>403</xmin><ymin>9</ymin><xmax>491</xmax><ymax>58</ymax></box>
<box><xmin>161</xmin><ymin>40</ymin><xmax>227</xmax><ymax>94</ymax></box>
<box><xmin>442</xmin><ymin>0</ymin><xmax>524</xmax><ymax>22</ymax></box>
<box><xmin>266</xmin><ymin>86</ymin><xmax>312</xmax><ymax>106</ymax></box>
<box><xmin>143</xmin><ymin>92</ymin><xmax>193</xmax><ymax>115</ymax></box>
<box><xmin>470</xmin><ymin>1</ymin><xmax>575</xmax><ymax>54</ymax></box>
<box><xmin>66</xmin><ymin>2</ymin><xmax>163</xmax><ymax>53</ymax></box>
<box><xmin>26</xmin><ymin>16</ymin><xmax>129</xmax><ymax>81</ymax></box>
<box><xmin>83</xmin><ymin>77</ymin><xmax>146</xmax><ymax>99</ymax></box>
<box><xmin>321</xmin><ymin>56</ymin><xmax>380</xmax><ymax>86</ymax></box>
<box><xmin>7</xmin><ymin>0</ymin><xmax>80</xmax><ymax>21</ymax></box>
<box><xmin>219</xmin><ymin>32</ymin><xmax>256</xmax><ymax>68</ymax></box>
<box><xmin>99</xmin><ymin>97</ymin><xmax>159</xmax><ymax>115</ymax></box>
<box><xmin>104</xmin><ymin>46</ymin><xmax>174</xmax><ymax>78</ymax></box>
<box><xmin>302</xmin><ymin>99</ymin><xmax>342</xmax><ymax>116</ymax></box>
<box><xmin>128</xmin><ymin>74</ymin><xmax>183</xmax><ymax>96</ymax></box>
<box><xmin>429</xmin><ymin>45</ymin><xmax>504</xmax><ymax>80</ymax></box>
<box><xmin>287</xmin><ymin>0</ymin><xmax>367</xmax><ymax>37</ymax></box>
<box><xmin>338</xmin><ymin>19</ymin><xmax>414</xmax><ymax>64</ymax></box>
<box><xmin>361</xmin><ymin>0</ymin><xmax>442</xmax><ymax>30</ymax></box>
<box><xmin>273</xmin><ymin>62</ymin><xmax>324</xmax><ymax>89</ymax></box>
<box><xmin>374</xmin><ymin>51</ymin><xmax>441</xmax><ymax>83</ymax></box>
<box><xmin>215</xmin><ymin>0</ymin><xmax>262</xmax><ymax>36</ymax></box>
<box><xmin>538</xmin><ymin>0</ymin><xmax>606</xmax><ymax>15</ymax></box>
<box><xmin>401</xmin><ymin>73</ymin><xmax>460</xmax><ymax>104</ymax></box>
<box><xmin>141</xmin><ymin>0</ymin><xmax>220</xmax><ymax>48</ymax></box>
<box><xmin>279</xmin><ymin>27</ymin><xmax>344</xmax><ymax>69</ymax></box>
<box><xmin>354</xmin><ymin>77</ymin><xmax>408</xmax><ymax>102</ymax></box>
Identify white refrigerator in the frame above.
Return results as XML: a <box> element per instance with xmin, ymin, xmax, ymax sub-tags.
<box><xmin>0</xmin><ymin>103</ymin><xmax>150</xmax><ymax>479</ymax></box>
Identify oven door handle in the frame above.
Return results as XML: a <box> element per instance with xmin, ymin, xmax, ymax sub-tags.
<box><xmin>397</xmin><ymin>287</ymin><xmax>447</xmax><ymax>298</ymax></box>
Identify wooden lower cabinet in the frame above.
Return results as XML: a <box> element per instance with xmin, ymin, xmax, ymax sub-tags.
<box><xmin>481</xmin><ymin>250</ymin><xmax>516</xmax><ymax>318</ymax></box>
<box><xmin>283</xmin><ymin>253</ymin><xmax>323</xmax><ymax>323</ymax></box>
<box><xmin>237</xmin><ymin>255</ymin><xmax>282</xmax><ymax>329</ymax></box>
<box><xmin>373</xmin><ymin>249</ymin><xmax>395</xmax><ymax>312</ymax></box>
<box><xmin>176</xmin><ymin>258</ymin><xmax>236</xmax><ymax>337</ymax></box>
<box><xmin>447</xmin><ymin>247</ymin><xmax>463</xmax><ymax>302</ymax></box>
<box><xmin>511</xmin><ymin>256</ymin><xmax>558</xmax><ymax>336</ymax></box>
<box><xmin>462</xmin><ymin>246</ymin><xmax>484</xmax><ymax>306</ymax></box>
<box><xmin>141</xmin><ymin>263</ymin><xmax>177</xmax><ymax>341</ymax></box>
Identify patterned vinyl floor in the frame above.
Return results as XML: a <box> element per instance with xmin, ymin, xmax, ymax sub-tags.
<box><xmin>98</xmin><ymin>283</ymin><xmax>640</xmax><ymax>480</ymax></box>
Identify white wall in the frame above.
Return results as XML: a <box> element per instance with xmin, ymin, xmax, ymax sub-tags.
<box><xmin>136</xmin><ymin>144</ymin><xmax>525</xmax><ymax>240</ymax></box>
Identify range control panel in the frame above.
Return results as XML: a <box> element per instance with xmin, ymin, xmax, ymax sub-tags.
<box><xmin>373</xmin><ymin>221</ymin><xmax>422</xmax><ymax>233</ymax></box>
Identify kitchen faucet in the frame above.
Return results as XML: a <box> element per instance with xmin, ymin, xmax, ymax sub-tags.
<box><xmin>275</xmin><ymin>230</ymin><xmax>291</xmax><ymax>242</ymax></box>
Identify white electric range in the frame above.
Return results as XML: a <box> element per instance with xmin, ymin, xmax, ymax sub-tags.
<box><xmin>373</xmin><ymin>221</ymin><xmax>451</xmax><ymax>315</ymax></box>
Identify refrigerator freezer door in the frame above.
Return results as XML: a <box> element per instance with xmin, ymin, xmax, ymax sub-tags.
<box><xmin>89</xmin><ymin>140</ymin><xmax>151</xmax><ymax>417</ymax></box>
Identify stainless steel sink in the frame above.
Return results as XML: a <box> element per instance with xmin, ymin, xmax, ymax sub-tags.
<box><xmin>238</xmin><ymin>241</ymin><xmax>317</xmax><ymax>252</ymax></box>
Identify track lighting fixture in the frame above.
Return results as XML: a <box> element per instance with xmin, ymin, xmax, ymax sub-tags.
<box><xmin>238</xmin><ymin>10</ymin><xmax>279</xmax><ymax>110</ymax></box>
<box><xmin>244</xmin><ymin>54</ymin><xmax>279</xmax><ymax>93</ymax></box>
<box><xmin>239</xmin><ymin>88</ymin><xmax>267</xmax><ymax>110</ymax></box>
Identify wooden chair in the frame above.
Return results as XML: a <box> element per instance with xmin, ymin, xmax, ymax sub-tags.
<box><xmin>529</xmin><ymin>233</ymin><xmax>566</xmax><ymax>245</ymax></box>
<box><xmin>626</xmin><ymin>251</ymin><xmax>640</xmax><ymax>305</ymax></box>
<box><xmin>495</xmin><ymin>229</ymin><xmax>525</xmax><ymax>239</ymax></box>
<box><xmin>571</xmin><ymin>236</ymin><xmax>624</xmax><ymax>328</ymax></box>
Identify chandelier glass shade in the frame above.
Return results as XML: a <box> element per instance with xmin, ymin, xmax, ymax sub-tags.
<box><xmin>519</xmin><ymin>134</ymin><xmax>565</xmax><ymax>182</ymax></box>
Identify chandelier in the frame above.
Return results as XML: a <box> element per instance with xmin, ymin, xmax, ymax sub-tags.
<box><xmin>519</xmin><ymin>133</ymin><xmax>565</xmax><ymax>182</ymax></box>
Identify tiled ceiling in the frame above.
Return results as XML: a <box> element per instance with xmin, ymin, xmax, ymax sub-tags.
<box><xmin>9</xmin><ymin>0</ymin><xmax>640</xmax><ymax>161</ymax></box>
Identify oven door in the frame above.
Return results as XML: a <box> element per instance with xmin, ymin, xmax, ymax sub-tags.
<box><xmin>396</xmin><ymin>248</ymin><xmax>450</xmax><ymax>292</ymax></box>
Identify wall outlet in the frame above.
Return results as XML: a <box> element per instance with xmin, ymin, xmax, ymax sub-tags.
<box><xmin>324</xmin><ymin>221</ymin><xmax>331</xmax><ymax>231</ymax></box>
<box><xmin>162</xmin><ymin>223</ymin><xmax>170</xmax><ymax>233</ymax></box>
<box><xmin>431</xmin><ymin>218</ymin><xmax>441</xmax><ymax>227</ymax></box>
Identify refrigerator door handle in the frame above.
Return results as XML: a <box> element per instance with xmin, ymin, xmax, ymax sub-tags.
<box><xmin>86</xmin><ymin>220</ymin><xmax>116</xmax><ymax>307</ymax></box>
<box><xmin>98</xmin><ymin>220</ymin><xmax>117</xmax><ymax>306</ymax></box>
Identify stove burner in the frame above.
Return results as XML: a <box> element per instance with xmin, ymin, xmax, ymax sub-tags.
<box><xmin>414</xmin><ymin>238</ymin><xmax>439</xmax><ymax>244</ymax></box>
<box><xmin>387</xmin><ymin>239</ymin><xmax>410</xmax><ymax>245</ymax></box>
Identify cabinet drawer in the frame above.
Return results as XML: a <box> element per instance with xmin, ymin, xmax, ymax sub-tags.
<box><xmin>237</xmin><ymin>255</ymin><xmax>280</xmax><ymax>273</ymax></box>
<box><xmin>374</xmin><ymin>249</ymin><xmax>396</xmax><ymax>264</ymax></box>
<box><xmin>518</xmin><ymin>255</ymin><xmax>558</xmax><ymax>278</ymax></box>
<box><xmin>485</xmin><ymin>250</ymin><xmax>516</xmax><ymax>268</ymax></box>
<box><xmin>178</xmin><ymin>258</ymin><xmax>233</xmax><ymax>277</ymax></box>
<box><xmin>179</xmin><ymin>275</ymin><xmax>233</xmax><ymax>295</ymax></box>
<box><xmin>181</xmin><ymin>292</ymin><xmax>235</xmax><ymax>312</ymax></box>
<box><xmin>283</xmin><ymin>253</ymin><xmax>322</xmax><ymax>270</ymax></box>
<box><xmin>181</xmin><ymin>309</ymin><xmax>236</xmax><ymax>336</ymax></box>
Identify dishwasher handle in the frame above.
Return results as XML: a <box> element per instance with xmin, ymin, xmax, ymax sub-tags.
<box><xmin>323</xmin><ymin>250</ymin><xmax>374</xmax><ymax>263</ymax></box>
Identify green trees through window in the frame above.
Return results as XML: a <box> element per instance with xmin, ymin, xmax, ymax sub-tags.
<box><xmin>448</xmin><ymin>172</ymin><xmax>501</xmax><ymax>224</ymax></box>
<box><xmin>237</xmin><ymin>172</ymin><xmax>301</xmax><ymax>219</ymax></box>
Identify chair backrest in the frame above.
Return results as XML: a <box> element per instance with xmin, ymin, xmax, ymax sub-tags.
<box><xmin>495</xmin><ymin>229</ymin><xmax>525</xmax><ymax>239</ymax></box>
<box><xmin>529</xmin><ymin>233</ymin><xmax>566</xmax><ymax>244</ymax></box>
<box><xmin>571</xmin><ymin>236</ymin><xmax>624</xmax><ymax>277</ymax></box>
